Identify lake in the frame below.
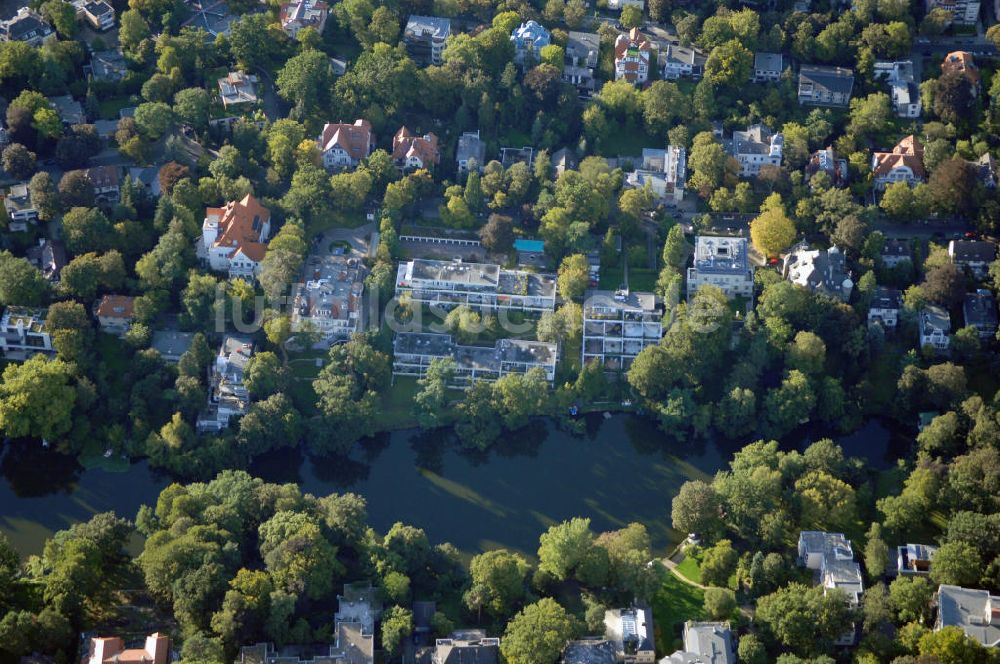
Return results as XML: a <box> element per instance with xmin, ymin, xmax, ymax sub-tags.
<box><xmin>0</xmin><ymin>414</ymin><xmax>904</xmax><ymax>558</ymax></box>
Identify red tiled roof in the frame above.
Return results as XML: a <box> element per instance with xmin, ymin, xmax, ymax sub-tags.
<box><xmin>942</xmin><ymin>51</ymin><xmax>980</xmax><ymax>86</ymax></box>
<box><xmin>85</xmin><ymin>165</ymin><xmax>120</xmax><ymax>188</ymax></box>
<box><xmin>319</xmin><ymin>119</ymin><xmax>373</xmax><ymax>158</ymax></box>
<box><xmin>207</xmin><ymin>194</ymin><xmax>270</xmax><ymax>263</ymax></box>
<box><xmin>873</xmin><ymin>134</ymin><xmax>926</xmax><ymax>179</ymax></box>
<box><xmin>392</xmin><ymin>127</ymin><xmax>440</xmax><ymax>166</ymax></box>
<box><xmin>95</xmin><ymin>294</ymin><xmax>134</xmax><ymax>319</ymax></box>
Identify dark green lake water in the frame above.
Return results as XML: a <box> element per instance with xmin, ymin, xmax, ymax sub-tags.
<box><xmin>0</xmin><ymin>415</ymin><xmax>902</xmax><ymax>558</ymax></box>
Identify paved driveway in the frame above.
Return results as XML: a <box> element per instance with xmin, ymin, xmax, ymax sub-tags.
<box><xmin>322</xmin><ymin>222</ymin><xmax>375</xmax><ymax>256</ymax></box>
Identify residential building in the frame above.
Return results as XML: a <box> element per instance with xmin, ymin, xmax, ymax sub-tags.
<box><xmin>95</xmin><ymin>295</ymin><xmax>135</xmax><ymax>336</ymax></box>
<box><xmin>403</xmin><ymin>15</ymin><xmax>450</xmax><ymax>65</ymax></box>
<box><xmin>74</xmin><ymin>0</ymin><xmax>115</xmax><ymax>31</ymax></box>
<box><xmin>562</xmin><ymin>639</ymin><xmax>616</xmax><ymax>664</ymax></box>
<box><xmin>686</xmin><ymin>236</ymin><xmax>754</xmax><ymax>301</ymax></box>
<box><xmin>935</xmin><ymin>585</ymin><xmax>1000</xmax><ymax>647</ymax></box>
<box><xmin>881</xmin><ymin>238</ymin><xmax>912</xmax><ymax>268</ymax></box>
<box><xmin>614</xmin><ymin>29</ymin><xmax>655</xmax><ymax>85</ymax></box>
<box><xmin>25</xmin><ymin>238</ymin><xmax>66</xmax><ymax>282</ymax></box>
<box><xmin>949</xmin><ymin>239</ymin><xmax>996</xmax><ymax>278</ymax></box>
<box><xmin>963</xmin><ymin>290</ymin><xmax>998</xmax><ymax>338</ymax></box>
<box><xmin>48</xmin><ymin>95</ymin><xmax>85</xmax><ymax>125</ymax></box>
<box><xmin>782</xmin><ymin>243</ymin><xmax>854</xmax><ymax>302</ymax></box>
<box><xmin>87</xmin><ymin>49</ymin><xmax>127</xmax><ymax>82</ymax></box>
<box><xmin>201</xmin><ymin>194</ymin><xmax>272</xmax><ymax>280</ymax></box>
<box><xmin>798</xmin><ymin>65</ymin><xmax>855</xmax><ymax>107</ymax></box>
<box><xmin>624</xmin><ymin>145</ymin><xmax>686</xmax><ymax>204</ymax></box>
<box><xmin>217</xmin><ymin>71</ymin><xmax>259</xmax><ymax>109</ymax></box>
<box><xmin>753</xmin><ymin>52</ymin><xmax>784</xmax><ymax>82</ymax></box>
<box><xmin>798</xmin><ymin>531</ymin><xmax>863</xmax><ymax>646</ymax></box>
<box><xmin>970</xmin><ymin>153</ymin><xmax>998</xmax><ymax>189</ymax></box>
<box><xmin>85</xmin><ymin>165</ymin><xmax>121</xmax><ymax>205</ymax></box>
<box><xmin>395</xmin><ymin>258</ymin><xmax>557</xmax><ymax>312</ymax></box>
<box><xmin>292</xmin><ymin>253</ymin><xmax>367</xmax><ymax>344</ymax></box>
<box><xmin>874</xmin><ymin>60</ymin><xmax>920</xmax><ymax>118</ymax></box>
<box><xmin>431</xmin><ymin>630</ymin><xmax>500</xmax><ymax>664</ymax></box>
<box><xmin>0</xmin><ymin>307</ymin><xmax>54</xmax><ymax>360</ymax></box>
<box><xmin>500</xmin><ymin>146</ymin><xmax>534</xmax><ymax>169</ymax></box>
<box><xmin>82</xmin><ymin>633</ymin><xmax>170</xmax><ymax>664</ymax></box>
<box><xmin>0</xmin><ymin>8</ymin><xmax>55</xmax><ymax>47</ymax></box>
<box><xmin>732</xmin><ymin>124</ymin><xmax>783</xmax><ymax>177</ymax></box>
<box><xmin>661</xmin><ymin>43</ymin><xmax>705</xmax><ymax>80</ymax></box>
<box><xmin>392</xmin><ymin>127</ymin><xmax>440</xmax><ymax>170</ymax></box>
<box><xmin>318</xmin><ymin>119</ymin><xmax>375</xmax><ymax>170</ymax></box>
<box><xmin>392</xmin><ymin>333</ymin><xmax>558</xmax><ymax>386</ymax></box>
<box><xmin>920</xmin><ymin>304</ymin><xmax>951</xmax><ymax>352</ymax></box>
<box><xmin>196</xmin><ymin>336</ymin><xmax>253</xmax><ymax>432</ymax></box>
<box><xmin>4</xmin><ymin>183</ymin><xmax>39</xmax><ymax>231</ymax></box>
<box><xmin>510</xmin><ymin>21</ymin><xmax>550</xmax><ymax>67</ymax></box>
<box><xmin>279</xmin><ymin>0</ymin><xmax>328</xmax><ymax>38</ymax></box>
<box><xmin>868</xmin><ymin>287</ymin><xmax>902</xmax><ymax>330</ymax></box>
<box><xmin>604</xmin><ymin>607</ymin><xmax>655</xmax><ymax>663</ymax></box>
<box><xmin>582</xmin><ymin>290</ymin><xmax>663</xmax><ymax>371</ymax></box>
<box><xmin>805</xmin><ymin>146</ymin><xmax>848</xmax><ymax>186</ymax></box>
<box><xmin>896</xmin><ymin>543</ymin><xmax>937</xmax><ymax>576</ymax></box>
<box><xmin>151</xmin><ymin>330</ymin><xmax>195</xmax><ymax>363</ymax></box>
<box><xmin>456</xmin><ymin>131</ymin><xmax>486</xmax><ymax>175</ymax></box>
<box><xmin>941</xmin><ymin>51</ymin><xmax>981</xmax><ymax>96</ymax></box>
<box><xmin>926</xmin><ymin>0</ymin><xmax>981</xmax><ymax>26</ymax></box>
<box><xmin>564</xmin><ymin>31</ymin><xmax>599</xmax><ymax>93</ymax></box>
<box><xmin>665</xmin><ymin>622</ymin><xmax>735</xmax><ymax>664</ymax></box>
<box><xmin>872</xmin><ymin>135</ymin><xmax>925</xmax><ymax>190</ymax></box>
<box><xmin>608</xmin><ymin>0</ymin><xmax>644</xmax><ymax>9</ymax></box>
<box><xmin>552</xmin><ymin>147</ymin><xmax>579</xmax><ymax>177</ymax></box>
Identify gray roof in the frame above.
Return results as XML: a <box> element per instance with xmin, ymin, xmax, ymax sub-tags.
<box><xmin>692</xmin><ymin>236</ymin><xmax>749</xmax><ymax>275</ymax></box>
<box><xmin>584</xmin><ymin>289</ymin><xmax>658</xmax><ymax>314</ymax></box>
<box><xmin>47</xmin><ymin>95</ymin><xmax>85</xmax><ymax>125</ymax></box>
<box><xmin>937</xmin><ymin>585</ymin><xmax>1000</xmax><ymax>647</ymax></box>
<box><xmin>950</xmin><ymin>239</ymin><xmax>996</xmax><ymax>263</ymax></box>
<box><xmin>963</xmin><ymin>290</ymin><xmax>998</xmax><ymax>328</ymax></box>
<box><xmin>754</xmin><ymin>51</ymin><xmax>783</xmax><ymax>72</ymax></box>
<box><xmin>921</xmin><ymin>304</ymin><xmax>951</xmax><ymax>334</ymax></box>
<box><xmin>566</xmin><ymin>31</ymin><xmax>599</xmax><ymax>67</ymax></box>
<box><xmin>150</xmin><ymin>330</ymin><xmax>195</xmax><ymax>362</ymax></box>
<box><xmin>870</xmin><ymin>287</ymin><xmax>901</xmax><ymax>310</ymax></box>
<box><xmin>799</xmin><ymin>530</ymin><xmax>854</xmax><ymax>560</ymax></box>
<box><xmin>562</xmin><ymin>639</ymin><xmax>616</xmax><ymax>664</ymax></box>
<box><xmin>882</xmin><ymin>238</ymin><xmax>911</xmax><ymax>258</ymax></box>
<box><xmin>456</xmin><ymin>131</ymin><xmax>486</xmax><ymax>168</ymax></box>
<box><xmin>799</xmin><ymin>64</ymin><xmax>855</xmax><ymax>95</ymax></box>
<box><xmin>680</xmin><ymin>621</ymin><xmax>734</xmax><ymax>664</ymax></box>
<box><xmin>432</xmin><ymin>630</ymin><xmax>499</xmax><ymax>664</ymax></box>
<box><xmin>404</xmin><ymin>15</ymin><xmax>451</xmax><ymax>39</ymax></box>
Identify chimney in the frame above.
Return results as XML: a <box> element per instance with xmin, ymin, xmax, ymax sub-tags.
<box><xmin>145</xmin><ymin>633</ymin><xmax>170</xmax><ymax>664</ymax></box>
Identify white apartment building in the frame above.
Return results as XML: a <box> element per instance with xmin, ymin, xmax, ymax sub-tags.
<box><xmin>395</xmin><ymin>259</ymin><xmax>556</xmax><ymax>313</ymax></box>
<box><xmin>919</xmin><ymin>305</ymin><xmax>951</xmax><ymax>352</ymax></box>
<box><xmin>196</xmin><ymin>336</ymin><xmax>254</xmax><ymax>432</ymax></box>
<box><xmin>0</xmin><ymin>307</ymin><xmax>54</xmax><ymax>360</ymax></box>
<box><xmin>686</xmin><ymin>236</ymin><xmax>754</xmax><ymax>301</ymax></box>
<box><xmin>926</xmin><ymin>0</ymin><xmax>980</xmax><ymax>25</ymax></box>
<box><xmin>625</xmin><ymin>145</ymin><xmax>686</xmax><ymax>204</ymax></box>
<box><xmin>582</xmin><ymin>290</ymin><xmax>662</xmax><ymax>371</ymax></box>
<box><xmin>798</xmin><ymin>531</ymin><xmax>863</xmax><ymax>647</ymax></box>
<box><xmin>732</xmin><ymin>125</ymin><xmax>783</xmax><ymax>177</ymax></box>
<box><xmin>392</xmin><ymin>333</ymin><xmax>557</xmax><ymax>386</ymax></box>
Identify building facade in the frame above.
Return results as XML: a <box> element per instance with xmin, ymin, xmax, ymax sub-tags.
<box><xmin>798</xmin><ymin>65</ymin><xmax>855</xmax><ymax>106</ymax></box>
<box><xmin>872</xmin><ymin>135</ymin><xmax>926</xmax><ymax>190</ymax></box>
<box><xmin>510</xmin><ymin>21</ymin><xmax>550</xmax><ymax>66</ymax></box>
<box><xmin>582</xmin><ymin>290</ymin><xmax>662</xmax><ymax>371</ymax></box>
<box><xmin>395</xmin><ymin>259</ymin><xmax>557</xmax><ymax>312</ymax></box>
<box><xmin>403</xmin><ymin>15</ymin><xmax>450</xmax><ymax>65</ymax></box>
<box><xmin>0</xmin><ymin>307</ymin><xmax>54</xmax><ymax>360</ymax></box>
<box><xmin>732</xmin><ymin>124</ymin><xmax>783</xmax><ymax>177</ymax></box>
<box><xmin>393</xmin><ymin>333</ymin><xmax>558</xmax><ymax>386</ymax></box>
<box><xmin>201</xmin><ymin>194</ymin><xmax>271</xmax><ymax>280</ymax></box>
<box><xmin>687</xmin><ymin>236</ymin><xmax>754</xmax><ymax>301</ymax></box>
<box><xmin>614</xmin><ymin>29</ymin><xmax>654</xmax><ymax>85</ymax></box>
<box><xmin>319</xmin><ymin>119</ymin><xmax>375</xmax><ymax>170</ymax></box>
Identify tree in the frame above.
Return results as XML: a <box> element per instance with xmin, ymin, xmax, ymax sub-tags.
<box><xmin>933</xmin><ymin>70</ymin><xmax>976</xmax><ymax>127</ymax></box>
<box><xmin>918</xmin><ymin>626</ymin><xmax>988</xmax><ymax>664</ymax></box>
<box><xmin>479</xmin><ymin>214</ymin><xmax>515</xmax><ymax>254</ymax></box>
<box><xmin>705</xmin><ymin>40</ymin><xmax>753</xmax><ymax>87</ymax></box>
<box><xmin>381</xmin><ymin>606</ymin><xmax>413</xmax><ymax>660</ymax></box>
<box><xmin>58</xmin><ymin>170</ymin><xmax>95</xmax><ymax>209</ymax></box>
<box><xmin>703</xmin><ymin>587</ymin><xmax>736</xmax><ymax>620</ymax></box>
<box><xmin>701</xmin><ymin>539</ymin><xmax>738</xmax><ymax>587</ymax></box>
<box><xmin>930</xmin><ymin>542</ymin><xmax>982</xmax><ymax>587</ymax></box>
<box><xmin>620</xmin><ymin>5</ymin><xmax>642</xmax><ymax>29</ymax></box>
<box><xmin>750</xmin><ymin>206</ymin><xmax>796</xmax><ymax>258</ymax></box>
<box><xmin>880</xmin><ymin>181</ymin><xmax>916</xmax><ymax>219</ymax></box>
<box><xmin>133</xmin><ymin>102</ymin><xmax>173</xmax><ymax>140</ymax></box>
<box><xmin>62</xmin><ymin>207</ymin><xmax>113</xmax><ymax>255</ymax></box>
<box><xmin>923</xmin><ymin>263</ymin><xmax>964</xmax><ymax>308</ymax></box>
<box><xmin>795</xmin><ymin>470</ymin><xmax>855</xmax><ymax>531</ymax></box>
<box><xmin>755</xmin><ymin>583</ymin><xmax>854</xmax><ymax>656</ymax></box>
<box><xmin>466</xmin><ymin>549</ymin><xmax>530</xmax><ymax>619</ymax></box>
<box><xmin>786</xmin><ymin>331</ymin><xmax>826</xmax><ymax>374</ymax></box>
<box><xmin>671</xmin><ymin>480</ymin><xmax>722</xmax><ymax>539</ymax></box>
<box><xmin>0</xmin><ymin>355</ymin><xmax>76</xmax><ymax>442</ymax></box>
<box><xmin>864</xmin><ymin>523</ymin><xmax>889</xmax><ymax>582</ymax></box>
<box><xmin>889</xmin><ymin>576</ymin><xmax>934</xmax><ymax>625</ymax></box>
<box><xmin>537</xmin><ymin>518</ymin><xmax>595</xmax><ymax>582</ymax></box>
<box><xmin>501</xmin><ymin>598</ymin><xmax>579</xmax><ymax>664</ymax></box>
<box><xmin>763</xmin><ymin>370</ymin><xmax>815</xmax><ymax>438</ymax></box>
<box><xmin>558</xmin><ymin>254</ymin><xmax>590</xmax><ymax>301</ymax></box>
<box><xmin>258</xmin><ymin>510</ymin><xmax>341</xmax><ymax>598</ymax></box>
<box><xmin>2</xmin><ymin>143</ymin><xmax>35</xmax><ymax>179</ymax></box>
<box><xmin>847</xmin><ymin>92</ymin><xmax>893</xmax><ymax>140</ymax></box>
<box><xmin>59</xmin><ymin>251</ymin><xmax>125</xmax><ymax>301</ymax></box>
<box><xmin>277</xmin><ymin>50</ymin><xmax>335</xmax><ymax>120</ymax></box>
<box><xmin>927</xmin><ymin>158</ymin><xmax>977</xmax><ymax>218</ymax></box>
<box><xmin>413</xmin><ymin>357</ymin><xmax>455</xmax><ymax>429</ymax></box>
<box><xmin>0</xmin><ymin>251</ymin><xmax>48</xmax><ymax>306</ymax></box>
<box><xmin>173</xmin><ymin>87</ymin><xmax>210</xmax><ymax>130</ymax></box>
<box><xmin>643</xmin><ymin>81</ymin><xmax>690</xmax><ymax>135</ymax></box>
<box><xmin>29</xmin><ymin>172</ymin><xmax>59</xmax><ymax>221</ymax></box>
<box><xmin>688</xmin><ymin>132</ymin><xmax>729</xmax><ymax>198</ymax></box>
<box><xmin>737</xmin><ymin>633</ymin><xmax>768</xmax><ymax>664</ymax></box>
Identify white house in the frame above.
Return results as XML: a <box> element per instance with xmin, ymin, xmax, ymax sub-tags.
<box><xmin>95</xmin><ymin>295</ymin><xmax>135</xmax><ymax>336</ymax></box>
<box><xmin>392</xmin><ymin>127</ymin><xmax>440</xmax><ymax>170</ymax></box>
<box><xmin>919</xmin><ymin>305</ymin><xmax>951</xmax><ymax>352</ymax></box>
<box><xmin>197</xmin><ymin>336</ymin><xmax>254</xmax><ymax>432</ymax></box>
<box><xmin>201</xmin><ymin>194</ymin><xmax>271</xmax><ymax>280</ymax></box>
<box><xmin>686</xmin><ymin>236</ymin><xmax>754</xmax><ymax>301</ymax></box>
<box><xmin>279</xmin><ymin>0</ymin><xmax>328</xmax><ymax>38</ymax></box>
<box><xmin>872</xmin><ymin>135</ymin><xmax>925</xmax><ymax>190</ymax></box>
<box><xmin>732</xmin><ymin>125</ymin><xmax>783</xmax><ymax>177</ymax></box>
<box><xmin>868</xmin><ymin>287</ymin><xmax>902</xmax><ymax>330</ymax></box>
<box><xmin>319</xmin><ymin>119</ymin><xmax>375</xmax><ymax>170</ymax></box>
<box><xmin>614</xmin><ymin>28</ymin><xmax>655</xmax><ymax>85</ymax></box>
<box><xmin>0</xmin><ymin>307</ymin><xmax>54</xmax><ymax>360</ymax></box>
<box><xmin>753</xmin><ymin>52</ymin><xmax>783</xmax><ymax>82</ymax></box>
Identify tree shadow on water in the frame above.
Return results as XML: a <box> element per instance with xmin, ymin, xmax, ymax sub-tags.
<box><xmin>308</xmin><ymin>450</ymin><xmax>371</xmax><ymax>488</ymax></box>
<box><xmin>0</xmin><ymin>439</ymin><xmax>82</xmax><ymax>497</ymax></box>
<box><xmin>409</xmin><ymin>429</ymin><xmax>448</xmax><ymax>475</ymax></box>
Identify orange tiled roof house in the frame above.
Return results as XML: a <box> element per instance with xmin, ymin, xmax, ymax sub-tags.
<box><xmin>319</xmin><ymin>119</ymin><xmax>376</xmax><ymax>171</ymax></box>
<box><xmin>872</xmin><ymin>135</ymin><xmax>926</xmax><ymax>191</ymax></box>
<box><xmin>392</xmin><ymin>127</ymin><xmax>440</xmax><ymax>170</ymax></box>
<box><xmin>941</xmin><ymin>51</ymin><xmax>980</xmax><ymax>97</ymax></box>
<box><xmin>614</xmin><ymin>28</ymin><xmax>654</xmax><ymax>85</ymax></box>
<box><xmin>201</xmin><ymin>194</ymin><xmax>271</xmax><ymax>281</ymax></box>
<box><xmin>82</xmin><ymin>632</ymin><xmax>170</xmax><ymax>664</ymax></box>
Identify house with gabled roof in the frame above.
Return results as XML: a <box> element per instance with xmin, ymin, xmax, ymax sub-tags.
<box><xmin>868</xmin><ymin>287</ymin><xmax>902</xmax><ymax>330</ymax></box>
<box><xmin>217</xmin><ymin>71</ymin><xmax>259</xmax><ymax>109</ymax></box>
<box><xmin>26</xmin><ymin>238</ymin><xmax>66</xmax><ymax>283</ymax></box>
<box><xmin>432</xmin><ymin>630</ymin><xmax>499</xmax><ymax>664</ymax></box>
<box><xmin>782</xmin><ymin>243</ymin><xmax>853</xmax><ymax>302</ymax></box>
<box><xmin>805</xmin><ymin>146</ymin><xmax>848</xmax><ymax>187</ymax></box>
<box><xmin>872</xmin><ymin>135</ymin><xmax>925</xmax><ymax>191</ymax></box>
<box><xmin>798</xmin><ymin>65</ymin><xmax>854</xmax><ymax>107</ymax></box>
<box><xmin>197</xmin><ymin>335</ymin><xmax>254</xmax><ymax>432</ymax></box>
<box><xmin>456</xmin><ymin>130</ymin><xmax>486</xmax><ymax>175</ymax></box>
<box><xmin>510</xmin><ymin>20</ymin><xmax>550</xmax><ymax>67</ymax></box>
<box><xmin>920</xmin><ymin>304</ymin><xmax>951</xmax><ymax>352</ymax></box>
<box><xmin>666</xmin><ymin>622</ymin><xmax>735</xmax><ymax>664</ymax></box>
<box><xmin>201</xmin><ymin>194</ymin><xmax>271</xmax><ymax>280</ymax></box>
<box><xmin>392</xmin><ymin>127</ymin><xmax>440</xmax><ymax>170</ymax></box>
<box><xmin>753</xmin><ymin>52</ymin><xmax>784</xmax><ymax>82</ymax></box>
<box><xmin>0</xmin><ymin>7</ymin><xmax>55</xmax><ymax>47</ymax></box>
<box><xmin>279</xmin><ymin>0</ymin><xmax>328</xmax><ymax>37</ymax></box>
<box><xmin>962</xmin><ymin>290</ymin><xmax>998</xmax><ymax>338</ymax></box>
<box><xmin>614</xmin><ymin>28</ymin><xmax>655</xmax><ymax>85</ymax></box>
<box><xmin>935</xmin><ymin>585</ymin><xmax>1000</xmax><ymax>647</ymax></box>
<box><xmin>319</xmin><ymin>119</ymin><xmax>375</xmax><ymax>171</ymax></box>
<box><xmin>949</xmin><ymin>239</ymin><xmax>996</xmax><ymax>278</ymax></box>
<box><xmin>95</xmin><ymin>295</ymin><xmax>135</xmax><ymax>336</ymax></box>
<box><xmin>941</xmin><ymin>51</ymin><xmax>981</xmax><ymax>96</ymax></box>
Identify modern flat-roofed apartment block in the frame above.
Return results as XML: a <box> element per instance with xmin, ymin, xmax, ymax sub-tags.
<box><xmin>395</xmin><ymin>259</ymin><xmax>556</xmax><ymax>312</ymax></box>
<box><xmin>687</xmin><ymin>236</ymin><xmax>754</xmax><ymax>301</ymax></box>
<box><xmin>393</xmin><ymin>333</ymin><xmax>557</xmax><ymax>386</ymax></box>
<box><xmin>582</xmin><ymin>290</ymin><xmax>662</xmax><ymax>371</ymax></box>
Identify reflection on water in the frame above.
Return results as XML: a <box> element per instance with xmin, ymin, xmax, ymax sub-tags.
<box><xmin>0</xmin><ymin>415</ymin><xmax>898</xmax><ymax>559</ymax></box>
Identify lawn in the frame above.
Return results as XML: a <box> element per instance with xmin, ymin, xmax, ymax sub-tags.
<box><xmin>674</xmin><ymin>556</ymin><xmax>702</xmax><ymax>584</ymax></box>
<box><xmin>98</xmin><ymin>96</ymin><xmax>132</xmax><ymax>120</ymax></box>
<box><xmin>600</xmin><ymin>127</ymin><xmax>659</xmax><ymax>159</ymax></box>
<box><xmin>380</xmin><ymin>377</ymin><xmax>421</xmax><ymax>431</ymax></box>
<box><xmin>599</xmin><ymin>265</ymin><xmax>625</xmax><ymax>290</ymax></box>
<box><xmin>651</xmin><ymin>568</ymin><xmax>705</xmax><ymax>655</ymax></box>
<box><xmin>627</xmin><ymin>268</ymin><xmax>658</xmax><ymax>292</ymax></box>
